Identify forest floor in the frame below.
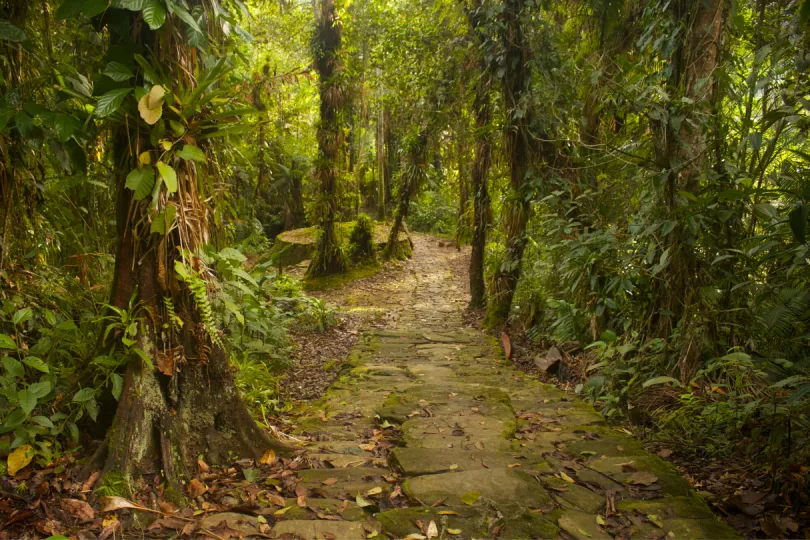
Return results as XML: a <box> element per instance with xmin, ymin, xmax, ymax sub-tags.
<box><xmin>0</xmin><ymin>235</ymin><xmax>751</xmax><ymax>539</ymax></box>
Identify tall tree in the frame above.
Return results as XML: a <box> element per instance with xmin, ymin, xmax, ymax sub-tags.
<box><xmin>485</xmin><ymin>0</ymin><xmax>533</xmax><ymax>326</ymax></box>
<box><xmin>649</xmin><ymin>0</ymin><xmax>724</xmax><ymax>337</ymax></box>
<box><xmin>76</xmin><ymin>4</ymin><xmax>289</xmax><ymax>492</ymax></box>
<box><xmin>307</xmin><ymin>0</ymin><xmax>349</xmax><ymax>277</ymax></box>
<box><xmin>467</xmin><ymin>0</ymin><xmax>494</xmax><ymax>308</ymax></box>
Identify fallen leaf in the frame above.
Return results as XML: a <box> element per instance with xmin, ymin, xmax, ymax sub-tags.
<box><xmin>560</xmin><ymin>472</ymin><xmax>575</xmax><ymax>483</ymax></box>
<box><xmin>657</xmin><ymin>449</ymin><xmax>673</xmax><ymax>458</ymax></box>
<box><xmin>500</xmin><ymin>332</ymin><xmax>511</xmax><ymax>359</ymax></box>
<box><xmin>274</xmin><ymin>506</ymin><xmax>293</xmax><ymax>515</ymax></box>
<box><xmin>389</xmin><ymin>485</ymin><xmax>403</xmax><ymax>500</ymax></box>
<box><xmin>508</xmin><ymin>463</ymin><xmax>521</xmax><ymax>468</ymax></box>
<box><xmin>187</xmin><ymin>478</ymin><xmax>207</xmax><ymax>497</ymax></box>
<box><xmin>155</xmin><ymin>351</ymin><xmax>173</xmax><ymax>376</ymax></box>
<box><xmin>424</xmin><ymin>520</ymin><xmax>438</xmax><ymax>539</ymax></box>
<box><xmin>197</xmin><ymin>459</ymin><xmax>210</xmax><ymax>473</ymax></box>
<box><xmin>81</xmin><ymin>471</ymin><xmax>100</xmax><ymax>492</ymax></box>
<box><xmin>7</xmin><ymin>443</ymin><xmax>35</xmax><ymax>476</ymax></box>
<box><xmin>356</xmin><ymin>493</ymin><xmax>373</xmax><ymax>507</ymax></box>
<box><xmin>647</xmin><ymin>514</ymin><xmax>663</xmax><ymax>528</ymax></box>
<box><xmin>448</xmin><ymin>464</ymin><xmax>459</xmax><ymax>470</ymax></box>
<box><xmin>322</xmin><ymin>477</ymin><xmax>338</xmax><ymax>486</ymax></box>
<box><xmin>461</xmin><ymin>491</ymin><xmax>482</xmax><ymax>505</ymax></box>
<box><xmin>596</xmin><ymin>515</ymin><xmax>605</xmax><ymax>525</ymax></box>
<box><xmin>438</xmin><ymin>511</ymin><xmax>458</xmax><ymax>515</ymax></box>
<box><xmin>366</xmin><ymin>487</ymin><xmax>382</xmax><ymax>496</ymax></box>
<box><xmin>297</xmin><ymin>495</ymin><xmax>307</xmax><ymax>507</ymax></box>
<box><xmin>629</xmin><ymin>472</ymin><xmax>658</xmax><ymax>486</ymax></box>
<box><xmin>447</xmin><ymin>529</ymin><xmax>462</xmax><ymax>535</ymax></box>
<box><xmin>99</xmin><ymin>496</ymin><xmax>143</xmax><ymax>513</ymax></box>
<box><xmin>62</xmin><ymin>498</ymin><xmax>95</xmax><ymax>521</ymax></box>
<box><xmin>261</xmin><ymin>449</ymin><xmax>277</xmax><ymax>466</ymax></box>
<box><xmin>265</xmin><ymin>493</ymin><xmax>285</xmax><ymax>506</ymax></box>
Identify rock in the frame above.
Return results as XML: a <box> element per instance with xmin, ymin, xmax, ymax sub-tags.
<box><xmin>534</xmin><ymin>346</ymin><xmax>563</xmax><ymax>373</ymax></box>
<box><xmin>220</xmin><ymin>496</ymin><xmax>240</xmax><ymax>507</ymax></box>
<box><xmin>199</xmin><ymin>512</ymin><xmax>260</xmax><ymax>535</ymax></box>
<box><xmin>378</xmin><ymin>506</ymin><xmax>490</xmax><ymax>538</ymax></box>
<box><xmin>389</xmin><ymin>447</ymin><xmax>550</xmax><ymax>475</ymax></box>
<box><xmin>272</xmin><ymin>520</ymin><xmax>368</xmax><ymax>540</ymax></box>
<box><xmin>557</xmin><ymin>510</ymin><xmax>611</xmax><ymax>540</ymax></box>
<box><xmin>402</xmin><ymin>468</ymin><xmax>552</xmax><ymax>507</ymax></box>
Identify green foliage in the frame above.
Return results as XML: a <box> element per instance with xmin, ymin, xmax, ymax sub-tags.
<box><xmin>348</xmin><ymin>213</ymin><xmax>376</xmax><ymax>260</ymax></box>
<box><xmin>408</xmin><ymin>190</ymin><xmax>457</xmax><ymax>236</ymax></box>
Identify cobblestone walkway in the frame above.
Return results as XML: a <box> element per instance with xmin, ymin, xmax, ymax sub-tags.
<box><xmin>271</xmin><ymin>237</ymin><xmax>739</xmax><ymax>539</ymax></box>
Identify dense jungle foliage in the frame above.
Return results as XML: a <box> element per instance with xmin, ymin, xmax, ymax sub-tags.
<box><xmin>1</xmin><ymin>0</ymin><xmax>810</xmax><ymax>514</ymax></box>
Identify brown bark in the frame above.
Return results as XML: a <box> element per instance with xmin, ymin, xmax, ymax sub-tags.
<box><xmin>307</xmin><ymin>0</ymin><xmax>348</xmax><ymax>277</ymax></box>
<box><xmin>649</xmin><ymin>0</ymin><xmax>724</xmax><ymax>334</ymax></box>
<box><xmin>383</xmin><ymin>129</ymin><xmax>427</xmax><ymax>260</ymax></box>
<box><xmin>98</xmin><ymin>12</ymin><xmax>290</xmax><ymax>495</ymax></box>
<box><xmin>468</xmin><ymin>54</ymin><xmax>493</xmax><ymax>308</ymax></box>
<box><xmin>485</xmin><ymin>0</ymin><xmax>533</xmax><ymax>327</ymax></box>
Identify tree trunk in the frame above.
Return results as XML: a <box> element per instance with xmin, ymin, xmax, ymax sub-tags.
<box><xmin>456</xmin><ymin>130</ymin><xmax>469</xmax><ymax>250</ymax></box>
<box><xmin>485</xmin><ymin>0</ymin><xmax>532</xmax><ymax>327</ymax></box>
<box><xmin>469</xmin><ymin>69</ymin><xmax>492</xmax><ymax>309</ymax></box>
<box><xmin>307</xmin><ymin>0</ymin><xmax>348</xmax><ymax>277</ymax></box>
<box><xmin>376</xmin><ymin>100</ymin><xmax>386</xmax><ymax>220</ymax></box>
<box><xmin>384</xmin><ymin>107</ymin><xmax>396</xmax><ymax>204</ymax></box>
<box><xmin>649</xmin><ymin>0</ymin><xmax>724</xmax><ymax>335</ymax></box>
<box><xmin>96</xmin><ymin>11</ymin><xmax>290</xmax><ymax>497</ymax></box>
<box><xmin>383</xmin><ymin>129</ymin><xmax>427</xmax><ymax>260</ymax></box>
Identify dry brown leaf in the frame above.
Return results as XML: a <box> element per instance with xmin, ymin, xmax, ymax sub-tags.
<box><xmin>500</xmin><ymin>332</ymin><xmax>511</xmax><ymax>359</ymax></box>
<box><xmin>265</xmin><ymin>493</ymin><xmax>285</xmax><ymax>506</ymax></box>
<box><xmin>426</xmin><ymin>521</ymin><xmax>439</xmax><ymax>539</ymax></box>
<box><xmin>99</xmin><ymin>496</ymin><xmax>143</xmax><ymax>513</ymax></box>
<box><xmin>261</xmin><ymin>449</ymin><xmax>277</xmax><ymax>466</ymax></box>
<box><xmin>62</xmin><ymin>498</ymin><xmax>95</xmax><ymax>521</ymax></box>
<box><xmin>297</xmin><ymin>494</ymin><xmax>307</xmax><ymax>507</ymax></box>
<box><xmin>322</xmin><ymin>477</ymin><xmax>338</xmax><ymax>485</ymax></box>
<box><xmin>629</xmin><ymin>471</ymin><xmax>659</xmax><ymax>486</ymax></box>
<box><xmin>656</xmin><ymin>449</ymin><xmax>673</xmax><ymax>458</ymax></box>
<box><xmin>187</xmin><ymin>478</ymin><xmax>207</xmax><ymax>497</ymax></box>
<box><xmin>81</xmin><ymin>471</ymin><xmax>100</xmax><ymax>492</ymax></box>
<box><xmin>197</xmin><ymin>458</ymin><xmax>210</xmax><ymax>473</ymax></box>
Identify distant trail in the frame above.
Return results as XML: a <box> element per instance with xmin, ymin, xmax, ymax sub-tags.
<box><xmin>220</xmin><ymin>236</ymin><xmax>740</xmax><ymax>539</ymax></box>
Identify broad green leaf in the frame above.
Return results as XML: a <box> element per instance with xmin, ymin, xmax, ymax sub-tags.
<box><xmin>111</xmin><ymin>373</ymin><xmax>124</xmax><ymax>400</ymax></box>
<box><xmin>789</xmin><ymin>203</ymin><xmax>809</xmax><ymax>244</ymax></box>
<box><xmin>0</xmin><ymin>334</ymin><xmax>17</xmax><ymax>349</ymax></box>
<box><xmin>53</xmin><ymin>114</ymin><xmax>79</xmax><ymax>142</ymax></box>
<box><xmin>156</xmin><ymin>162</ymin><xmax>177</xmax><ymax>194</ymax></box>
<box><xmin>177</xmin><ymin>144</ymin><xmax>206</xmax><ymax>162</ymax></box>
<box><xmin>72</xmin><ymin>387</ymin><xmax>95</xmax><ymax>403</ymax></box>
<box><xmin>95</xmin><ymin>88</ymin><xmax>131</xmax><ymax>117</ymax></box>
<box><xmin>12</xmin><ymin>308</ymin><xmax>32</xmax><ymax>325</ymax></box>
<box><xmin>174</xmin><ymin>260</ymin><xmax>190</xmax><ymax>280</ymax></box>
<box><xmin>33</xmin><ymin>416</ymin><xmax>55</xmax><ymax>428</ymax></box>
<box><xmin>28</xmin><ymin>381</ymin><xmax>52</xmax><ymax>398</ymax></box>
<box><xmin>642</xmin><ymin>376</ymin><xmax>681</xmax><ymax>388</ymax></box>
<box><xmin>172</xmin><ymin>4</ymin><xmax>203</xmax><ymax>34</ymax></box>
<box><xmin>23</xmin><ymin>356</ymin><xmax>50</xmax><ymax>373</ymax></box>
<box><xmin>125</xmin><ymin>166</ymin><xmax>156</xmax><ymax>200</ymax></box>
<box><xmin>103</xmin><ymin>61</ymin><xmax>134</xmax><ymax>82</ymax></box>
<box><xmin>18</xmin><ymin>390</ymin><xmax>37</xmax><ymax>414</ymax></box>
<box><xmin>2</xmin><ymin>357</ymin><xmax>23</xmax><ymax>378</ymax></box>
<box><xmin>56</xmin><ymin>0</ymin><xmax>109</xmax><ymax>20</ymax></box>
<box><xmin>142</xmin><ymin>0</ymin><xmax>167</xmax><ymax>29</ymax></box>
<box><xmin>150</xmin><ymin>205</ymin><xmax>176</xmax><ymax>235</ymax></box>
<box><xmin>68</xmin><ymin>422</ymin><xmax>79</xmax><ymax>442</ymax></box>
<box><xmin>0</xmin><ymin>19</ymin><xmax>27</xmax><ymax>42</ymax></box>
<box><xmin>85</xmin><ymin>397</ymin><xmax>99</xmax><ymax>421</ymax></box>
<box><xmin>112</xmin><ymin>0</ymin><xmax>146</xmax><ymax>9</ymax></box>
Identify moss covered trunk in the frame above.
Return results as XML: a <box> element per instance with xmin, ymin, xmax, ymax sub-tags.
<box><xmin>485</xmin><ymin>0</ymin><xmax>532</xmax><ymax>327</ymax></box>
<box><xmin>307</xmin><ymin>0</ymin><xmax>348</xmax><ymax>277</ymax></box>
<box><xmin>383</xmin><ymin>129</ymin><xmax>427</xmax><ymax>260</ymax></box>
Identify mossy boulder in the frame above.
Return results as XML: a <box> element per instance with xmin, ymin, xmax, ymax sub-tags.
<box><xmin>268</xmin><ymin>221</ymin><xmax>411</xmax><ymax>267</ymax></box>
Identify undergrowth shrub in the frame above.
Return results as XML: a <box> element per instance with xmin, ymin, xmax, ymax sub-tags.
<box><xmin>408</xmin><ymin>190</ymin><xmax>457</xmax><ymax>235</ymax></box>
<box><xmin>348</xmin><ymin>213</ymin><xmax>376</xmax><ymax>260</ymax></box>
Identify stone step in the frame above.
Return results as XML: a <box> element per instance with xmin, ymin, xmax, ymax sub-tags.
<box><xmin>389</xmin><ymin>447</ymin><xmax>550</xmax><ymax>476</ymax></box>
<box><xmin>307</xmin><ymin>452</ymin><xmax>387</xmax><ymax>468</ymax></box>
<box><xmin>297</xmin><ymin>467</ymin><xmax>393</xmax><ymax>499</ymax></box>
<box><xmin>272</xmin><ymin>520</ymin><xmax>369</xmax><ymax>540</ymax></box>
<box><xmin>402</xmin><ymin>468</ymin><xmax>552</xmax><ymax>507</ymax></box>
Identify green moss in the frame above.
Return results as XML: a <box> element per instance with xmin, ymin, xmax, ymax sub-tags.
<box><xmin>95</xmin><ymin>472</ymin><xmax>131</xmax><ymax>498</ymax></box>
<box><xmin>304</xmin><ymin>261</ymin><xmax>383</xmax><ymax>291</ymax></box>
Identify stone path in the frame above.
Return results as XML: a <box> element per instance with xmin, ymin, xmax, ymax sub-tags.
<box><xmin>269</xmin><ymin>237</ymin><xmax>740</xmax><ymax>539</ymax></box>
